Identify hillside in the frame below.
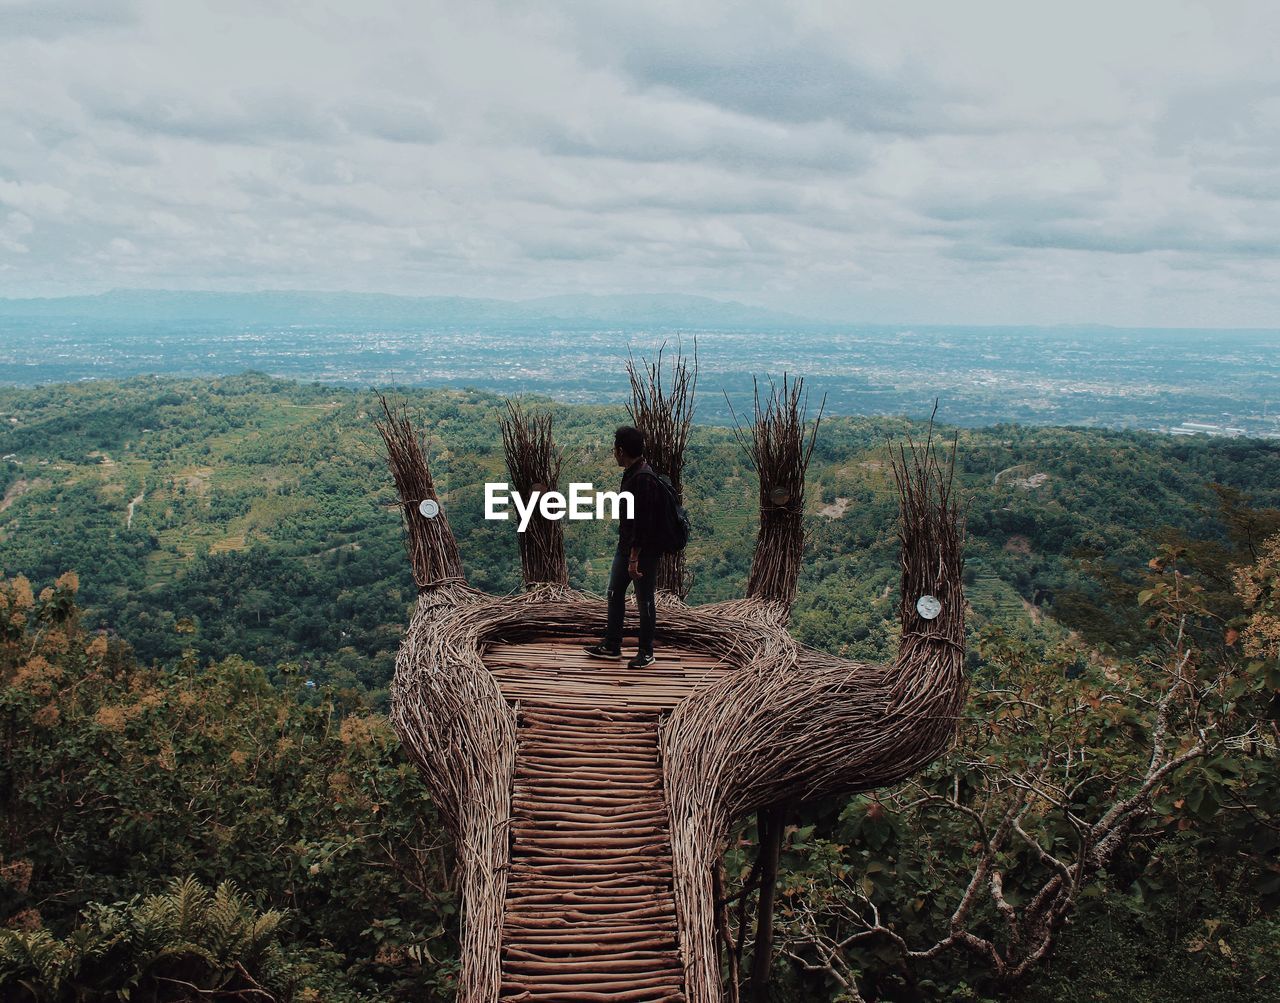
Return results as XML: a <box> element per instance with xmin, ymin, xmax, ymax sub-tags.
<box><xmin>1</xmin><ymin>372</ymin><xmax>1277</xmax><ymax>699</ymax></box>
<box><xmin>2</xmin><ymin>373</ymin><xmax>1278</xmax><ymax>1002</ymax></box>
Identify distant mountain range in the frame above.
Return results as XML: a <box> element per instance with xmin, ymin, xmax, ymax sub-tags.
<box><xmin>0</xmin><ymin>289</ymin><xmax>815</xmax><ymax>329</ymax></box>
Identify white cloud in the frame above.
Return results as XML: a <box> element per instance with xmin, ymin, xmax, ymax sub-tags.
<box><xmin>0</xmin><ymin>0</ymin><xmax>138</xmax><ymax>39</ymax></box>
<box><xmin>0</xmin><ymin>0</ymin><xmax>1277</xmax><ymax>325</ymax></box>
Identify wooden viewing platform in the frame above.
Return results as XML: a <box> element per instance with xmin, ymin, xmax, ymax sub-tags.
<box><xmin>376</xmin><ymin>364</ymin><xmax>967</xmax><ymax>1003</ymax></box>
<box><xmin>484</xmin><ymin>638</ymin><xmax>733</xmax><ymax>712</ymax></box>
<box><xmin>482</xmin><ymin>639</ymin><xmax>734</xmax><ymax>1002</ymax></box>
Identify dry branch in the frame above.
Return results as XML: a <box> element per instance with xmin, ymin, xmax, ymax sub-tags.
<box><xmin>726</xmin><ymin>373</ymin><xmax>826</xmax><ymax>611</ymax></box>
<box><xmin>499</xmin><ymin>399</ymin><xmax>569</xmax><ymax>587</ymax></box>
<box><xmin>373</xmin><ymin>392</ymin><xmax>464</xmax><ymax>590</ymax></box>
<box><xmin>625</xmin><ymin>339</ymin><xmax>698</xmax><ymax>598</ymax></box>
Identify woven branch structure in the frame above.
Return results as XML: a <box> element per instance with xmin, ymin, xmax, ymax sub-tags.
<box><xmin>376</xmin><ymin>365</ymin><xmax>966</xmax><ymax>1003</ymax></box>
<box><xmin>498</xmin><ymin>399</ymin><xmax>569</xmax><ymax>587</ymax></box>
<box><xmin>626</xmin><ymin>340</ymin><xmax>698</xmax><ymax>599</ymax></box>
<box><xmin>375</xmin><ymin>394</ymin><xmax>464</xmax><ymax>589</ymax></box>
<box><xmin>727</xmin><ymin>373</ymin><xmax>825</xmax><ymax>608</ymax></box>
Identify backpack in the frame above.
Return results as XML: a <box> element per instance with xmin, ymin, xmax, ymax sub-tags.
<box><xmin>640</xmin><ymin>469</ymin><xmax>691</xmax><ymax>555</ymax></box>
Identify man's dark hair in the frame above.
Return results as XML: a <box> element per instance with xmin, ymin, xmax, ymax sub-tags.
<box><xmin>614</xmin><ymin>426</ymin><xmax>644</xmax><ymax>459</ymax></box>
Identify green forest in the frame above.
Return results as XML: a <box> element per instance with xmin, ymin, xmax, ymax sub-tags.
<box><xmin>1</xmin><ymin>373</ymin><xmax>1277</xmax><ymax>1001</ymax></box>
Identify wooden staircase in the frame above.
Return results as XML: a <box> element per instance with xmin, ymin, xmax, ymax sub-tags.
<box><xmin>482</xmin><ymin>639</ymin><xmax>730</xmax><ymax>1003</ymax></box>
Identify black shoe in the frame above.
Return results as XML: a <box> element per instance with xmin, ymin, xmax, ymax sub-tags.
<box><xmin>628</xmin><ymin>650</ymin><xmax>656</xmax><ymax>669</ymax></box>
<box><xmin>584</xmin><ymin>643</ymin><xmax>622</xmax><ymax>660</ymax></box>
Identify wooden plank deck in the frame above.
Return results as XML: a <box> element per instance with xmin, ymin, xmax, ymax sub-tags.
<box><xmin>483</xmin><ymin>640</ymin><xmax>733</xmax><ymax>1002</ymax></box>
<box><xmin>484</xmin><ymin>637</ymin><xmax>734</xmax><ymax>711</ymax></box>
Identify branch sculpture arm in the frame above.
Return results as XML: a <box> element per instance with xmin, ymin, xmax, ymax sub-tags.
<box><xmin>662</xmin><ymin>429</ymin><xmax>966</xmax><ymax>1003</ymax></box>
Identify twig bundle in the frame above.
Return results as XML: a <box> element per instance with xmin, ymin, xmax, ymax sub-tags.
<box><xmin>373</xmin><ymin>393</ymin><xmax>463</xmax><ymax>589</ymax></box>
<box><xmin>726</xmin><ymin>374</ymin><xmax>826</xmax><ymax>610</ymax></box>
<box><xmin>626</xmin><ymin>339</ymin><xmax>698</xmax><ymax>598</ymax></box>
<box><xmin>498</xmin><ymin>399</ymin><xmax>568</xmax><ymax>587</ymax></box>
<box><xmin>888</xmin><ymin>414</ymin><xmax>966</xmax><ymax>714</ymax></box>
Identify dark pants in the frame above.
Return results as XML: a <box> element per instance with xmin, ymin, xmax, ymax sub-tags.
<box><xmin>604</xmin><ymin>545</ymin><xmax>659</xmax><ymax>653</ymax></box>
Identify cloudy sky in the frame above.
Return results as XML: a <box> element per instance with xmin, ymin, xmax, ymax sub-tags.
<box><xmin>1</xmin><ymin>0</ymin><xmax>1278</xmax><ymax>325</ymax></box>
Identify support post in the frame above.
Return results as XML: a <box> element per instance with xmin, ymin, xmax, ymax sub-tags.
<box><xmin>749</xmin><ymin>807</ymin><xmax>784</xmax><ymax>1002</ymax></box>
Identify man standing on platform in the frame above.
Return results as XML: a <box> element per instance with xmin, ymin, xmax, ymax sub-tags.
<box><xmin>585</xmin><ymin>425</ymin><xmax>662</xmax><ymax>668</ymax></box>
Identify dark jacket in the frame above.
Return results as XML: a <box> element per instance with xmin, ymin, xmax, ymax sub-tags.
<box><xmin>618</xmin><ymin>458</ymin><xmax>664</xmax><ymax>554</ymax></box>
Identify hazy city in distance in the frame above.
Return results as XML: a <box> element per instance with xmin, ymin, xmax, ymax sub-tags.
<box><xmin>0</xmin><ymin>291</ymin><xmax>1275</xmax><ymax>435</ymax></box>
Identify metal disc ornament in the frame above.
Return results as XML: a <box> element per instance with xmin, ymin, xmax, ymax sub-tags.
<box><xmin>916</xmin><ymin>594</ymin><xmax>942</xmax><ymax>620</ymax></box>
<box><xmin>769</xmin><ymin>486</ymin><xmax>791</xmax><ymax>507</ymax></box>
<box><xmin>418</xmin><ymin>498</ymin><xmax>440</xmax><ymax>519</ymax></box>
